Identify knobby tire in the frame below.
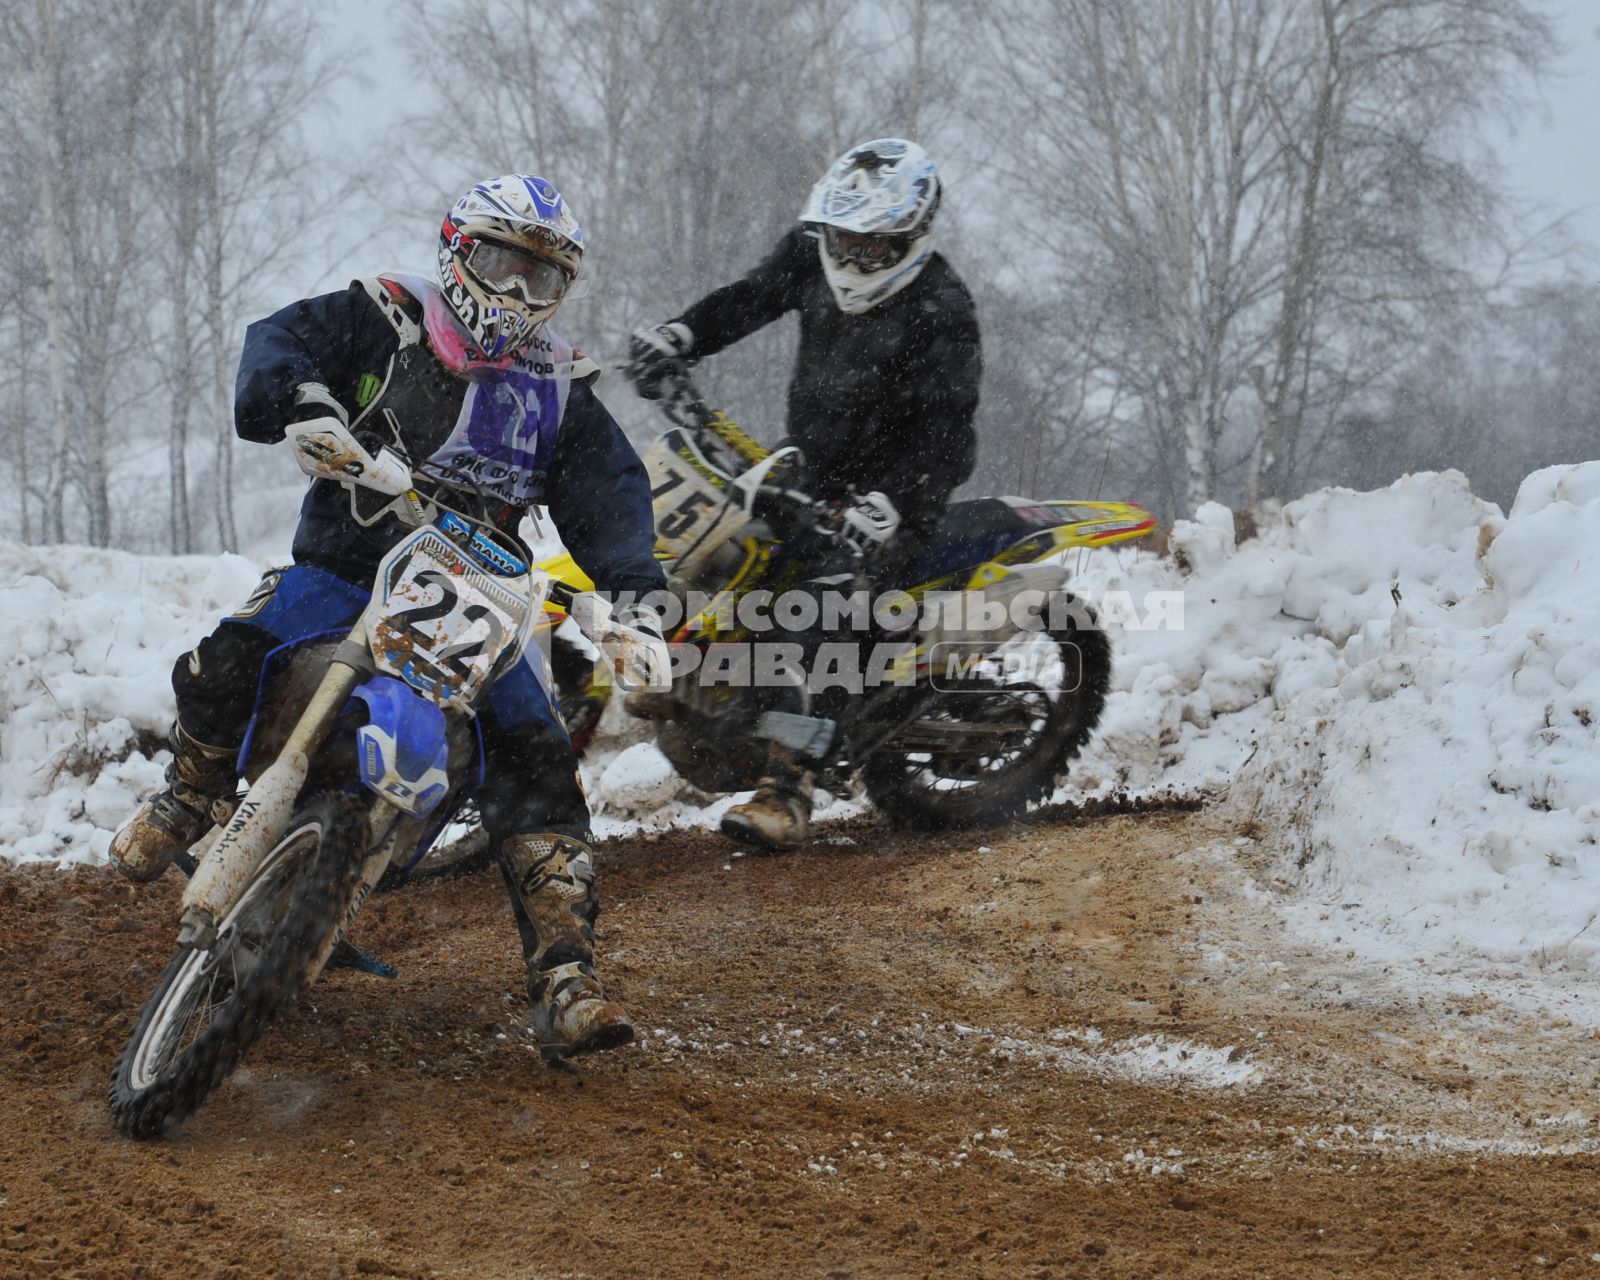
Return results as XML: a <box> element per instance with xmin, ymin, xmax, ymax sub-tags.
<box><xmin>108</xmin><ymin>792</ymin><xmax>368</xmax><ymax>1139</ymax></box>
<box><xmin>862</xmin><ymin>606</ymin><xmax>1111</xmax><ymax>830</ymax></box>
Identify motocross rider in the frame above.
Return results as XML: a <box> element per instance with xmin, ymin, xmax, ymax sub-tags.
<box><xmin>625</xmin><ymin>138</ymin><xmax>981</xmax><ymax>850</ymax></box>
<box><xmin>110</xmin><ymin>174</ymin><xmax>670</xmax><ymax>1061</ymax></box>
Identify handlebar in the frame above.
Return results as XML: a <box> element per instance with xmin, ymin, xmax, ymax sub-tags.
<box><xmin>648</xmin><ymin>361</ymin><xmax>716</xmax><ymax>434</ymax></box>
<box><xmin>646</xmin><ymin>362</ymin><xmax>774</xmax><ymax>470</ymax></box>
<box><xmin>287</xmin><ymin>417</ymin><xmax>535</xmax><ymax>571</ymax></box>
<box><xmin>639</xmin><ymin>363</ymin><xmax>886</xmax><ymax>562</ymax></box>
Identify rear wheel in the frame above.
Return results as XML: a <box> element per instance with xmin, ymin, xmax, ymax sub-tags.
<box><xmin>109</xmin><ymin>792</ymin><xmax>368</xmax><ymax>1139</ymax></box>
<box><xmin>861</xmin><ymin>612</ymin><xmax>1110</xmax><ymax>830</ymax></box>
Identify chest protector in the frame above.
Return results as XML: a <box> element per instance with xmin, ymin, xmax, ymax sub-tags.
<box><xmin>352</xmin><ymin>274</ymin><xmax>598</xmax><ymax>509</ymax></box>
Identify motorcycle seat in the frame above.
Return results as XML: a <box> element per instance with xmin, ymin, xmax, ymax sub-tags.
<box><xmin>897</xmin><ymin>498</ymin><xmax>1054</xmax><ymax>585</ymax></box>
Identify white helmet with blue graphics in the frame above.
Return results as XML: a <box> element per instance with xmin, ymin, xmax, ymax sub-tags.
<box><xmin>799</xmin><ymin>138</ymin><xmax>941</xmax><ymax>315</ymax></box>
<box><xmin>437</xmin><ymin>174</ymin><xmax>585</xmax><ymax>360</ymax></box>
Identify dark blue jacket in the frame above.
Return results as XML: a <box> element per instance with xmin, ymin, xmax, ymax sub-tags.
<box><xmin>234</xmin><ymin>279</ymin><xmax>665</xmax><ymax>600</ymax></box>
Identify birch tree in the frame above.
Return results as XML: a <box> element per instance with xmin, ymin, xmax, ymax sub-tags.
<box><xmin>406</xmin><ymin>0</ymin><xmax>817</xmax><ymax>325</ymax></box>
<box><xmin>0</xmin><ymin>0</ymin><xmax>163</xmax><ymax>546</ymax></box>
<box><xmin>979</xmin><ymin>0</ymin><xmax>1554</xmax><ymax>513</ymax></box>
<box><xmin>146</xmin><ymin>0</ymin><xmax>339</xmax><ymax>552</ymax></box>
<box><xmin>1350</xmin><ymin>278</ymin><xmax>1600</xmax><ymax>507</ymax></box>
<box><xmin>4</xmin><ymin>0</ymin><xmax>72</xmax><ymax>542</ymax></box>
<box><xmin>402</xmin><ymin>0</ymin><xmax>970</xmax><ymax>438</ymax></box>
<box><xmin>1251</xmin><ymin>0</ymin><xmax>1554</xmax><ymax>500</ymax></box>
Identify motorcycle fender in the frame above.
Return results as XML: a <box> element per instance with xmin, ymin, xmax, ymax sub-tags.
<box><xmin>964</xmin><ymin>560</ymin><xmax>1068</xmax><ymax>595</ymax></box>
<box><xmin>180</xmin><ymin>749</ymin><xmax>310</xmax><ymax>925</ymax></box>
<box><xmin>352</xmin><ymin>677</ymin><xmax>450</xmax><ymax>818</ymax></box>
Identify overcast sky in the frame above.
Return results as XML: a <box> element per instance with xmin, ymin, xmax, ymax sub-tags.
<box><xmin>1502</xmin><ymin>4</ymin><xmax>1600</xmax><ymax>257</ymax></box>
<box><xmin>318</xmin><ymin>0</ymin><xmax>1600</xmax><ymax>290</ymax></box>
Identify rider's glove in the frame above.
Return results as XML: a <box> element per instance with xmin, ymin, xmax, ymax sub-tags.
<box><xmin>607</xmin><ymin>603</ymin><xmax>673</xmax><ymax>693</ymax></box>
<box><xmin>290</xmin><ymin>381</ymin><xmax>348</xmax><ymax>427</ymax></box>
<box><xmin>624</xmin><ymin>322</ymin><xmax>694</xmax><ymax>401</ymax></box>
<box><xmin>284</xmin><ymin>382</ymin><xmax>413</xmax><ymax>495</ymax></box>
<box><xmin>570</xmin><ymin>596</ymin><xmax>673</xmax><ymax>692</ymax></box>
<box><xmin>837</xmin><ymin>491</ymin><xmax>901</xmax><ymax>560</ymax></box>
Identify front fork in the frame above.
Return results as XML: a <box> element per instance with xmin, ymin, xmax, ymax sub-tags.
<box><xmin>177</xmin><ymin>623</ymin><xmax>374</xmax><ymax>950</ymax></box>
<box><xmin>300</xmin><ymin>810</ymin><xmax>410</xmax><ymax>987</ymax></box>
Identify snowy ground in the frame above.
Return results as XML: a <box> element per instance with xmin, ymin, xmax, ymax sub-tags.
<box><xmin>1067</xmin><ymin>466</ymin><xmax>1600</xmax><ymax>996</ymax></box>
<box><xmin>5</xmin><ymin>466</ymin><xmax>1600</xmax><ymax>1006</ymax></box>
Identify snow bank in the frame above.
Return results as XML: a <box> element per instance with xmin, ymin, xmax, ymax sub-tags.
<box><xmin>1217</xmin><ymin>466</ymin><xmax>1600</xmax><ymax>973</ymax></box>
<box><xmin>0</xmin><ymin>539</ymin><xmax>854</xmax><ymax>862</ymax></box>
<box><xmin>0</xmin><ymin>544</ymin><xmax>267</xmax><ymax>864</ymax></box>
<box><xmin>6</xmin><ymin>465</ymin><xmax>1600</xmax><ymax>985</ymax></box>
<box><xmin>1063</xmin><ymin>463</ymin><xmax>1600</xmax><ymax>976</ymax></box>
<box><xmin>1064</xmin><ymin>471</ymin><xmax>1503</xmax><ymax>806</ymax></box>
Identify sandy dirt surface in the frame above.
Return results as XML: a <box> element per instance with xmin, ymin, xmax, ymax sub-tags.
<box><xmin>4</xmin><ymin>805</ymin><xmax>1600</xmax><ymax>1278</ymax></box>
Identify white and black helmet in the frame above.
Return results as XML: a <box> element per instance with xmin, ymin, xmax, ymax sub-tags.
<box><xmin>799</xmin><ymin>138</ymin><xmax>941</xmax><ymax>315</ymax></box>
<box><xmin>437</xmin><ymin>174</ymin><xmax>584</xmax><ymax>360</ymax></box>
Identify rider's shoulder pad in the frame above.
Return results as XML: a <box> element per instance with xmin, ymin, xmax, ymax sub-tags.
<box><xmin>570</xmin><ymin>350</ymin><xmax>601</xmax><ymax>385</ymax></box>
<box><xmin>356</xmin><ymin>276</ymin><xmax>422</xmax><ymax>346</ymax></box>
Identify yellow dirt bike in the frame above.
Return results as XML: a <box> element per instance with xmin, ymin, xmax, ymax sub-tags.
<box><xmin>542</xmin><ymin>368</ymin><xmax>1157</xmax><ymax>830</ymax></box>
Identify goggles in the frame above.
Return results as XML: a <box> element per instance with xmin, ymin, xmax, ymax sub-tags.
<box><xmin>822</xmin><ymin>226</ymin><xmax>912</xmax><ymax>273</ymax></box>
<box><xmin>466</xmin><ymin>237</ymin><xmax>573</xmax><ymax>307</ymax></box>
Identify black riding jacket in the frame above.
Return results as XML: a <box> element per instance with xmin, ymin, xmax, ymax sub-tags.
<box><xmin>674</xmin><ymin>226</ymin><xmax>981</xmax><ymax>544</ymax></box>
<box><xmin>235</xmin><ymin>277</ymin><xmax>665</xmax><ymax>601</ymax></box>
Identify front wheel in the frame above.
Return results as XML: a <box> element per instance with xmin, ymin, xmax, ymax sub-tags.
<box><xmin>861</xmin><ymin>611</ymin><xmax>1111</xmax><ymax>830</ymax></box>
<box><xmin>109</xmin><ymin>792</ymin><xmax>368</xmax><ymax>1139</ymax></box>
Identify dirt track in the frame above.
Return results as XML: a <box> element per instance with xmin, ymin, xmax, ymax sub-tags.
<box><xmin>5</xmin><ymin>806</ymin><xmax>1600</xmax><ymax>1278</ymax></box>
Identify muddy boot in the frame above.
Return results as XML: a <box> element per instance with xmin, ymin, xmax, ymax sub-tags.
<box><xmin>110</xmin><ymin>721</ymin><xmax>237</xmax><ymax>883</ymax></box>
<box><xmin>720</xmin><ymin>745</ymin><xmax>816</xmax><ymax>851</ymax></box>
<box><xmin>498</xmin><ymin>833</ymin><xmax>634</xmax><ymax>1062</ymax></box>
<box><xmin>622</xmin><ymin>688</ymin><xmax>679</xmax><ymax>721</ymax></box>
